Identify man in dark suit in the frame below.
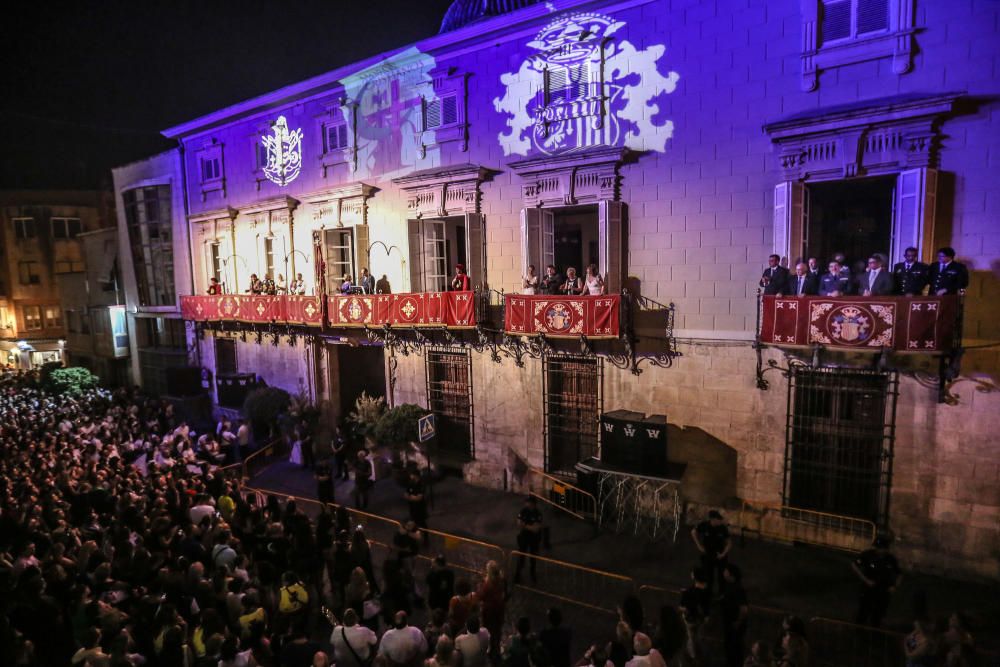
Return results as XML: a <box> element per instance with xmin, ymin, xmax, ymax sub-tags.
<box><xmin>759</xmin><ymin>254</ymin><xmax>789</xmax><ymax>296</ymax></box>
<box><xmin>928</xmin><ymin>247</ymin><xmax>969</xmax><ymax>295</ymax></box>
<box><xmin>789</xmin><ymin>262</ymin><xmax>818</xmax><ymax>297</ymax></box>
<box><xmin>892</xmin><ymin>247</ymin><xmax>929</xmax><ymax>296</ymax></box>
<box><xmin>540</xmin><ymin>264</ymin><xmax>564</xmax><ymax>295</ymax></box>
<box><xmin>807</xmin><ymin>257</ymin><xmax>821</xmax><ymax>279</ymax></box>
<box><xmin>819</xmin><ymin>260</ymin><xmax>850</xmax><ymax>296</ymax></box>
<box><xmin>861</xmin><ymin>255</ymin><xmax>894</xmax><ymax>296</ymax></box>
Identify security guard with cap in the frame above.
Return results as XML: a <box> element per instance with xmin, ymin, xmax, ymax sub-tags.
<box><xmin>852</xmin><ymin>534</ymin><xmax>901</xmax><ymax>628</ymax></box>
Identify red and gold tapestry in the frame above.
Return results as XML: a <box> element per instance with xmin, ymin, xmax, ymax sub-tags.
<box><xmin>760</xmin><ymin>295</ymin><xmax>958</xmax><ymax>352</ymax></box>
<box><xmin>327</xmin><ymin>291</ymin><xmax>476</xmax><ymax>328</ymax></box>
<box><xmin>504</xmin><ymin>294</ymin><xmax>620</xmax><ymax>339</ymax></box>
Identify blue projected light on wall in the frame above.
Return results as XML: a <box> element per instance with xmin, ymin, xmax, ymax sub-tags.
<box><xmin>261</xmin><ymin>116</ymin><xmax>304</xmax><ymax>186</ymax></box>
<box><xmin>494</xmin><ymin>12</ymin><xmax>680</xmax><ymax>156</ymax></box>
<box><xmin>340</xmin><ymin>47</ymin><xmax>439</xmax><ymax>179</ymax></box>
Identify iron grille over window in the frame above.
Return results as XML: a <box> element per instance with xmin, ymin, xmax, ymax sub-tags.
<box><xmin>425</xmin><ymin>348</ymin><xmax>474</xmax><ymax>460</ymax></box>
<box><xmin>783</xmin><ymin>366</ymin><xmax>897</xmax><ymax>527</ymax></box>
<box><xmin>543</xmin><ymin>355</ymin><xmax>602</xmax><ymax>476</ymax></box>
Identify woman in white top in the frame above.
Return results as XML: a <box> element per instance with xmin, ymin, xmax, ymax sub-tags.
<box><xmin>584</xmin><ymin>263</ymin><xmax>605</xmax><ymax>295</ymax></box>
<box><xmin>562</xmin><ymin>267</ymin><xmax>584</xmax><ymax>295</ymax></box>
<box><xmin>522</xmin><ymin>265</ymin><xmax>539</xmax><ymax>295</ymax></box>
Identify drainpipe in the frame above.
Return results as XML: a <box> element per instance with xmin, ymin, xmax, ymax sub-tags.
<box><xmin>179</xmin><ymin>140</ymin><xmax>202</xmax><ymax>367</ymax></box>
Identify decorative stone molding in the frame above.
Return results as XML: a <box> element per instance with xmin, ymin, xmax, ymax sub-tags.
<box><xmin>194</xmin><ymin>139</ymin><xmax>226</xmax><ymax>202</ymax></box>
<box><xmin>800</xmin><ymin>0</ymin><xmax>915</xmax><ymax>92</ymax></box>
<box><xmin>417</xmin><ymin>65</ymin><xmax>470</xmax><ymax>159</ymax></box>
<box><xmin>316</xmin><ymin>95</ymin><xmax>359</xmax><ymax>176</ymax></box>
<box><xmin>392</xmin><ymin>164</ymin><xmax>496</xmax><ymax>218</ymax></box>
<box><xmin>763</xmin><ymin>93</ymin><xmax>963</xmax><ymax>181</ymax></box>
<box><xmin>508</xmin><ymin>146</ymin><xmax>627</xmax><ymax>208</ymax></box>
<box><xmin>302</xmin><ymin>182</ymin><xmax>377</xmax><ymax>228</ymax></box>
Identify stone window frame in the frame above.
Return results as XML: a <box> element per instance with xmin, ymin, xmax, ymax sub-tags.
<box><xmin>303</xmin><ymin>182</ymin><xmax>378</xmax><ymax>291</ymax></box>
<box><xmin>417</xmin><ymin>65</ymin><xmax>470</xmax><ymax>159</ymax></box>
<box><xmin>240</xmin><ymin>196</ymin><xmax>300</xmax><ymax>285</ymax></box>
<box><xmin>765</xmin><ymin>93</ymin><xmax>962</xmax><ymax>266</ymax></box>
<box><xmin>393</xmin><ymin>164</ymin><xmax>495</xmax><ymax>292</ymax></box>
<box><xmin>194</xmin><ymin>140</ymin><xmax>226</xmax><ymax>201</ymax></box>
<box><xmin>509</xmin><ymin>146</ymin><xmax>628</xmax><ymax>294</ymax></box>
<box><xmin>800</xmin><ymin>0</ymin><xmax>915</xmax><ymax>91</ymax></box>
<box><xmin>315</xmin><ymin>95</ymin><xmax>359</xmax><ymax>177</ymax></box>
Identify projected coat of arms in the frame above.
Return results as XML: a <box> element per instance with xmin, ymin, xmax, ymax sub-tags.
<box><xmin>494</xmin><ymin>11</ymin><xmax>680</xmax><ymax>156</ymax></box>
<box><xmin>261</xmin><ymin>116</ymin><xmax>304</xmax><ymax>187</ymax></box>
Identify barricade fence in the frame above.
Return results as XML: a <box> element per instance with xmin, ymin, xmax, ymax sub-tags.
<box><xmin>506</xmin><ymin>550</ymin><xmax>634</xmax><ymax>613</ymax></box>
<box><xmin>738</xmin><ymin>499</ymin><xmax>877</xmax><ymax>553</ymax></box>
<box><xmin>520</xmin><ymin>466</ymin><xmax>599</xmax><ymax>523</ymax></box>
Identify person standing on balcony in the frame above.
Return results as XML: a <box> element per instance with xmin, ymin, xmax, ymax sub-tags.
<box><xmin>247</xmin><ymin>274</ymin><xmax>264</xmax><ymax>295</ymax></box>
<box><xmin>819</xmin><ymin>261</ymin><xmax>850</xmax><ymax>297</ymax></box>
<box><xmin>892</xmin><ymin>247</ymin><xmax>929</xmax><ymax>296</ymax></box>
<box><xmin>561</xmin><ymin>267</ymin><xmax>584</xmax><ymax>296</ymax></box>
<box><xmin>451</xmin><ymin>264</ymin><xmax>471</xmax><ymax>291</ymax></box>
<box><xmin>522</xmin><ymin>265</ymin><xmax>539</xmax><ymax>295</ymax></box>
<box><xmin>789</xmin><ymin>263</ymin><xmax>817</xmax><ymax>297</ymax></box>
<box><xmin>852</xmin><ymin>535</ymin><xmax>900</xmax><ymax>628</ymax></box>
<box><xmin>541</xmin><ymin>265</ymin><xmax>563</xmax><ymax>295</ymax></box>
<box><xmin>861</xmin><ymin>255</ymin><xmax>893</xmax><ymax>296</ymax></box>
<box><xmin>208</xmin><ymin>277</ymin><xmax>222</xmax><ymax>295</ymax></box>
<box><xmin>341</xmin><ymin>274</ymin><xmax>355</xmax><ymax>295</ymax></box>
<box><xmin>584</xmin><ymin>264</ymin><xmax>605</xmax><ymax>295</ymax></box>
<box><xmin>275</xmin><ymin>273</ymin><xmax>287</xmax><ymax>294</ymax></box>
<box><xmin>759</xmin><ymin>255</ymin><xmax>789</xmax><ymax>296</ymax></box>
<box><xmin>928</xmin><ymin>247</ymin><xmax>969</xmax><ymax>295</ymax></box>
<box><xmin>360</xmin><ymin>268</ymin><xmax>375</xmax><ymax>294</ymax></box>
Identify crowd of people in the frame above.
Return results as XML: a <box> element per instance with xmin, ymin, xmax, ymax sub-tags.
<box><xmin>0</xmin><ymin>367</ymin><xmax>986</xmax><ymax>666</ymax></box>
<box><xmin>760</xmin><ymin>247</ymin><xmax>969</xmax><ymax>298</ymax></box>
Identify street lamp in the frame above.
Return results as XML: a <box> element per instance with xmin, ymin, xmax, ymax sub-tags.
<box><xmin>282</xmin><ymin>249</ymin><xmax>310</xmax><ymax>292</ymax></box>
<box><xmin>367</xmin><ymin>241</ymin><xmax>407</xmax><ymax>293</ymax></box>
<box><xmin>220</xmin><ymin>254</ymin><xmax>249</xmax><ymax>294</ymax></box>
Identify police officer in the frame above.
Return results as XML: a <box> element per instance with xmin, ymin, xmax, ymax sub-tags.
<box><xmin>928</xmin><ymin>247</ymin><xmax>969</xmax><ymax>295</ymax></box>
<box><xmin>852</xmin><ymin>535</ymin><xmax>901</xmax><ymax>628</ymax></box>
<box><xmin>404</xmin><ymin>470</ymin><xmax>428</xmax><ymax>531</ymax></box>
<box><xmin>892</xmin><ymin>246</ymin><xmax>930</xmax><ymax>295</ymax></box>
<box><xmin>690</xmin><ymin>509</ymin><xmax>731</xmax><ymax>596</ymax></box>
<box><xmin>514</xmin><ymin>496</ymin><xmax>544</xmax><ymax>584</ymax></box>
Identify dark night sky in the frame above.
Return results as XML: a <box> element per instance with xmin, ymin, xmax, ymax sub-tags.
<box><xmin>0</xmin><ymin>0</ymin><xmax>456</xmax><ymax>190</ymax></box>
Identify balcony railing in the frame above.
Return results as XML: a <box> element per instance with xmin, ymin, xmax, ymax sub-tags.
<box><xmin>503</xmin><ymin>293</ymin><xmax>621</xmax><ymax>339</ymax></box>
<box><xmin>180</xmin><ymin>291</ymin><xmax>477</xmax><ymax>329</ymax></box>
<box><xmin>758</xmin><ymin>294</ymin><xmax>960</xmax><ymax>352</ymax></box>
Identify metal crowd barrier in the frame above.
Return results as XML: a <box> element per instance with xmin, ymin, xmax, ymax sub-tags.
<box><xmin>506</xmin><ymin>550</ymin><xmax>634</xmax><ymax>613</ymax></box>
<box><xmin>738</xmin><ymin>499</ymin><xmax>877</xmax><ymax>552</ymax></box>
<box><xmin>521</xmin><ymin>466</ymin><xmax>599</xmax><ymax>524</ymax></box>
<box><xmin>421</xmin><ymin>526</ymin><xmax>507</xmax><ymax>577</ymax></box>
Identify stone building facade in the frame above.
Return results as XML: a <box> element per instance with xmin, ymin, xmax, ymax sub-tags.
<box><xmin>162</xmin><ymin>0</ymin><xmax>1000</xmax><ymax>579</ymax></box>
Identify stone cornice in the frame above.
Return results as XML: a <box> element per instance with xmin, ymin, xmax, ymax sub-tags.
<box><xmin>189</xmin><ymin>206</ymin><xmax>238</xmax><ymax>224</ymax></box>
<box><xmin>509</xmin><ymin>146</ymin><xmax>629</xmax><ymax>207</ymax></box>
<box><xmin>239</xmin><ymin>195</ymin><xmax>300</xmax><ymax>216</ymax></box>
<box><xmin>392</xmin><ymin>164</ymin><xmax>498</xmax><ymax>218</ymax></box>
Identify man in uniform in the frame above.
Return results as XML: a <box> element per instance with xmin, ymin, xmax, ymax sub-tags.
<box><xmin>928</xmin><ymin>247</ymin><xmax>969</xmax><ymax>295</ymax></box>
<box><xmin>514</xmin><ymin>496</ymin><xmax>544</xmax><ymax>584</ymax></box>
<box><xmin>852</xmin><ymin>535</ymin><xmax>901</xmax><ymax>628</ymax></box>
<box><xmin>759</xmin><ymin>254</ymin><xmax>789</xmax><ymax>296</ymax></box>
<box><xmin>352</xmin><ymin>450</ymin><xmax>373</xmax><ymax>510</ymax></box>
<box><xmin>690</xmin><ymin>509</ymin><xmax>731</xmax><ymax>596</ymax></box>
<box><xmin>892</xmin><ymin>246</ymin><xmax>929</xmax><ymax>296</ymax></box>
<box><xmin>721</xmin><ymin>564</ymin><xmax>749</xmax><ymax>667</ymax></box>
<box><xmin>404</xmin><ymin>470</ymin><xmax>428</xmax><ymax>531</ymax></box>
<box><xmin>819</xmin><ymin>260</ymin><xmax>850</xmax><ymax>296</ymax></box>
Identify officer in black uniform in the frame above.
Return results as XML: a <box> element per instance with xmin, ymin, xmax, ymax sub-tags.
<box><xmin>852</xmin><ymin>535</ymin><xmax>901</xmax><ymax>628</ymax></box>
<box><xmin>928</xmin><ymin>247</ymin><xmax>969</xmax><ymax>295</ymax></box>
<box><xmin>691</xmin><ymin>509</ymin><xmax>731</xmax><ymax>596</ymax></box>
<box><xmin>892</xmin><ymin>246</ymin><xmax>930</xmax><ymax>296</ymax></box>
<box><xmin>404</xmin><ymin>470</ymin><xmax>428</xmax><ymax>531</ymax></box>
<box><xmin>514</xmin><ymin>496</ymin><xmax>544</xmax><ymax>583</ymax></box>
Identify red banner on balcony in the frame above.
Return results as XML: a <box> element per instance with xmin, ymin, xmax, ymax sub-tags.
<box><xmin>284</xmin><ymin>295</ymin><xmax>324</xmax><ymax>327</ymax></box>
<box><xmin>760</xmin><ymin>295</ymin><xmax>958</xmax><ymax>352</ymax></box>
<box><xmin>504</xmin><ymin>294</ymin><xmax>620</xmax><ymax>339</ymax></box>
<box><xmin>327</xmin><ymin>291</ymin><xmax>476</xmax><ymax>328</ymax></box>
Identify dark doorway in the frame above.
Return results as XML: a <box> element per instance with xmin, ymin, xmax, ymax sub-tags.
<box><xmin>544</xmin><ymin>355</ymin><xmax>602</xmax><ymax>476</ymax></box>
<box><xmin>806</xmin><ymin>176</ymin><xmax>895</xmax><ymax>269</ymax></box>
<box><xmin>784</xmin><ymin>367</ymin><xmax>897</xmax><ymax>527</ymax></box>
<box><xmin>330</xmin><ymin>344</ymin><xmax>386</xmax><ymax>418</ymax></box>
<box><xmin>553</xmin><ymin>205</ymin><xmax>599</xmax><ymax>276</ymax></box>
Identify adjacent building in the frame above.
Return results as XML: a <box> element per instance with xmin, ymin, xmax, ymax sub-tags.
<box><xmin>0</xmin><ymin>190</ymin><xmax>108</xmax><ymax>369</ymax></box>
<box><xmin>161</xmin><ymin>0</ymin><xmax>999</xmax><ymax>578</ymax></box>
<box><xmin>111</xmin><ymin>149</ymin><xmax>194</xmax><ymax>395</ymax></box>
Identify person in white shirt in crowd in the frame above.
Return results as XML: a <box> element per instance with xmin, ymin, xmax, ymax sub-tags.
<box><xmin>330</xmin><ymin>608</ymin><xmax>378</xmax><ymax>667</ymax></box>
<box><xmin>379</xmin><ymin>610</ymin><xmax>428</xmax><ymax>666</ymax></box>
<box><xmin>624</xmin><ymin>632</ymin><xmax>666</xmax><ymax>667</ymax></box>
<box><xmin>455</xmin><ymin>616</ymin><xmax>491</xmax><ymax>667</ymax></box>
<box><xmin>189</xmin><ymin>493</ymin><xmax>216</xmax><ymax>525</ymax></box>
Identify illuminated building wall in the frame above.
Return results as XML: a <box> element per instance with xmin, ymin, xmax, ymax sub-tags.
<box><xmin>163</xmin><ymin>0</ymin><xmax>1000</xmax><ymax>578</ymax></box>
